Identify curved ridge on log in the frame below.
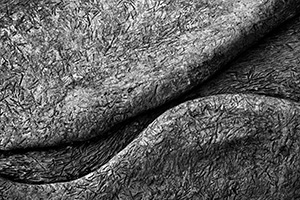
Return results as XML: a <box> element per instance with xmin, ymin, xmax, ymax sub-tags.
<box><xmin>1</xmin><ymin>94</ymin><xmax>300</xmax><ymax>199</ymax></box>
<box><xmin>1</xmin><ymin>0</ymin><xmax>300</xmax><ymax>150</ymax></box>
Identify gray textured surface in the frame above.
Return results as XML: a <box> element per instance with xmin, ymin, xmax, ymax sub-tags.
<box><xmin>1</xmin><ymin>0</ymin><xmax>300</xmax><ymax>199</ymax></box>
<box><xmin>1</xmin><ymin>0</ymin><xmax>298</xmax><ymax>150</ymax></box>
<box><xmin>2</xmin><ymin>94</ymin><xmax>300</xmax><ymax>199</ymax></box>
<box><xmin>186</xmin><ymin>12</ymin><xmax>300</xmax><ymax>102</ymax></box>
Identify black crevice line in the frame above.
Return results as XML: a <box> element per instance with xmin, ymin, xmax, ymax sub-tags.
<box><xmin>0</xmin><ymin>90</ymin><xmax>298</xmax><ymax>184</ymax></box>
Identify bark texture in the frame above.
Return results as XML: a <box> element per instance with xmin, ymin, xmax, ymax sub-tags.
<box><xmin>1</xmin><ymin>0</ymin><xmax>300</xmax><ymax>199</ymax></box>
<box><xmin>2</xmin><ymin>94</ymin><xmax>300</xmax><ymax>199</ymax></box>
<box><xmin>1</xmin><ymin>0</ymin><xmax>299</xmax><ymax>150</ymax></box>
